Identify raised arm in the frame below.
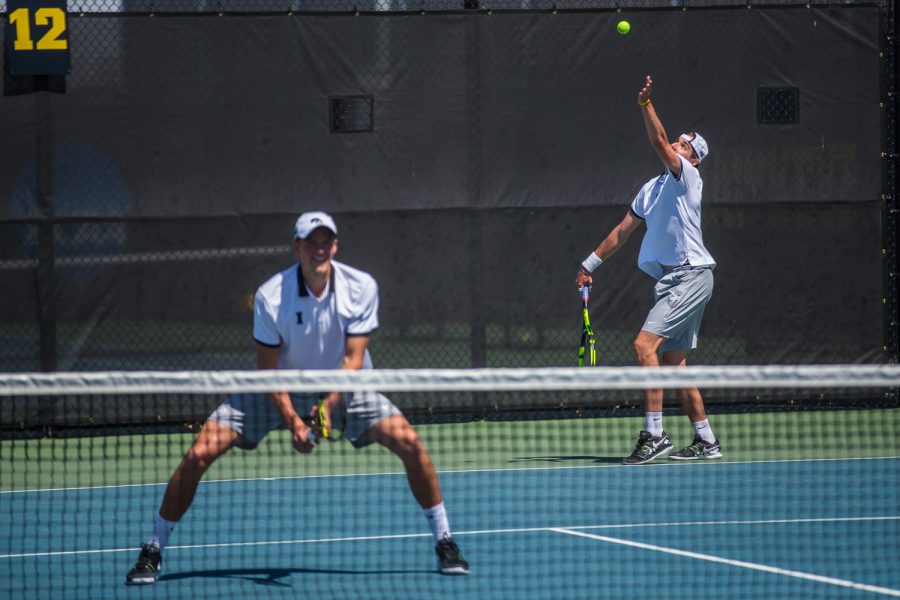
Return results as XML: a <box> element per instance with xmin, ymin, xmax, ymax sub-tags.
<box><xmin>637</xmin><ymin>75</ymin><xmax>683</xmax><ymax>177</ymax></box>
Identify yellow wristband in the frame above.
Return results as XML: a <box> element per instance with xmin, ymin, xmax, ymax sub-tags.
<box><xmin>638</xmin><ymin>98</ymin><xmax>650</xmax><ymax>106</ymax></box>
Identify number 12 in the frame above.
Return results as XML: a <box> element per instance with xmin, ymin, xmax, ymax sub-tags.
<box><xmin>9</xmin><ymin>7</ymin><xmax>68</xmax><ymax>51</ymax></box>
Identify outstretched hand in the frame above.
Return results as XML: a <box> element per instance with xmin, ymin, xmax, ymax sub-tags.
<box><xmin>638</xmin><ymin>75</ymin><xmax>653</xmax><ymax>105</ymax></box>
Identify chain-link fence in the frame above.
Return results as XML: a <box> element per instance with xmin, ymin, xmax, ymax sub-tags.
<box><xmin>0</xmin><ymin>0</ymin><xmax>895</xmax><ymax>384</ymax></box>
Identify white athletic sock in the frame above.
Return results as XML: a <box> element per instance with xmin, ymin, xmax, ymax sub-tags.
<box><xmin>645</xmin><ymin>412</ymin><xmax>663</xmax><ymax>437</ymax></box>
<box><xmin>423</xmin><ymin>502</ymin><xmax>451</xmax><ymax>543</ymax></box>
<box><xmin>692</xmin><ymin>419</ymin><xmax>716</xmax><ymax>444</ymax></box>
<box><xmin>149</xmin><ymin>514</ymin><xmax>177</xmax><ymax>551</ymax></box>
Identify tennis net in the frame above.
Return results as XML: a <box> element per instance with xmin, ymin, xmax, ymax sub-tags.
<box><xmin>2</xmin><ymin>365</ymin><xmax>898</xmax><ymax>598</ymax></box>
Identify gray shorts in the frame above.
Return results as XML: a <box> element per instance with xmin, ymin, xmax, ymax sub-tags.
<box><xmin>208</xmin><ymin>391</ymin><xmax>402</xmax><ymax>450</ymax></box>
<box><xmin>642</xmin><ymin>267</ymin><xmax>714</xmax><ymax>352</ymax></box>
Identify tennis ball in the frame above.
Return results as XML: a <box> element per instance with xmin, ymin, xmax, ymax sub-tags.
<box><xmin>617</xmin><ymin>20</ymin><xmax>631</xmax><ymax>35</ymax></box>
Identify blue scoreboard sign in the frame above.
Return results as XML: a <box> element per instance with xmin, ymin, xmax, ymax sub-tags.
<box><xmin>6</xmin><ymin>0</ymin><xmax>71</xmax><ymax>76</ymax></box>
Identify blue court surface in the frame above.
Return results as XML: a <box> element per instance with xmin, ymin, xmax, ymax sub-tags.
<box><xmin>3</xmin><ymin>456</ymin><xmax>899</xmax><ymax>599</ymax></box>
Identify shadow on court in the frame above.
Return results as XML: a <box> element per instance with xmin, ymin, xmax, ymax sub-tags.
<box><xmin>159</xmin><ymin>565</ymin><xmax>431</xmax><ymax>586</ymax></box>
<box><xmin>508</xmin><ymin>455</ymin><xmax>623</xmax><ymax>464</ymax></box>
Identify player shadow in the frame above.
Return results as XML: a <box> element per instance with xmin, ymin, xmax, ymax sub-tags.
<box><xmin>160</xmin><ymin>565</ymin><xmax>430</xmax><ymax>587</ymax></box>
<box><xmin>508</xmin><ymin>455</ymin><xmax>623</xmax><ymax>464</ymax></box>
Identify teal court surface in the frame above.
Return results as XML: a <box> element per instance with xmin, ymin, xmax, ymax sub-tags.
<box><xmin>2</xmin><ymin>409</ymin><xmax>899</xmax><ymax>598</ymax></box>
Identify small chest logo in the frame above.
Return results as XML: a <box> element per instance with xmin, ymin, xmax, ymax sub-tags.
<box><xmin>296</xmin><ymin>312</ymin><xmax>303</xmax><ymax>325</ymax></box>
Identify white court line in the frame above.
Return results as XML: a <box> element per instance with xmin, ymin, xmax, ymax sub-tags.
<box><xmin>2</xmin><ymin>516</ymin><xmax>898</xmax><ymax>561</ymax></box>
<box><xmin>552</xmin><ymin>527</ymin><xmax>900</xmax><ymax>597</ymax></box>
<box><xmin>565</xmin><ymin>515</ymin><xmax>900</xmax><ymax>531</ymax></box>
<box><xmin>3</xmin><ymin>454</ymin><xmax>899</xmax><ymax>495</ymax></box>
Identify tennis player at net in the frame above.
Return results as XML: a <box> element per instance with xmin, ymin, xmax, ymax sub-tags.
<box><xmin>575</xmin><ymin>75</ymin><xmax>722</xmax><ymax>465</ymax></box>
<box><xmin>126</xmin><ymin>211</ymin><xmax>469</xmax><ymax>584</ymax></box>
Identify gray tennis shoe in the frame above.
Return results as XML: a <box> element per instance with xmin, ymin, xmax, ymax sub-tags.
<box><xmin>670</xmin><ymin>435</ymin><xmax>723</xmax><ymax>460</ymax></box>
<box><xmin>125</xmin><ymin>544</ymin><xmax>162</xmax><ymax>585</ymax></box>
<box><xmin>435</xmin><ymin>537</ymin><xmax>469</xmax><ymax>575</ymax></box>
<box><xmin>623</xmin><ymin>431</ymin><xmax>673</xmax><ymax>465</ymax></box>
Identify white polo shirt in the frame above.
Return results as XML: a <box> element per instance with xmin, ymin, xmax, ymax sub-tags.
<box><xmin>252</xmin><ymin>260</ymin><xmax>379</xmax><ymax>370</ymax></box>
<box><xmin>630</xmin><ymin>154</ymin><xmax>716</xmax><ymax>280</ymax></box>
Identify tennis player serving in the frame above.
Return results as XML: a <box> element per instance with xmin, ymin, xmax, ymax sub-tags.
<box><xmin>126</xmin><ymin>211</ymin><xmax>469</xmax><ymax>584</ymax></box>
<box><xmin>575</xmin><ymin>75</ymin><xmax>722</xmax><ymax>465</ymax></box>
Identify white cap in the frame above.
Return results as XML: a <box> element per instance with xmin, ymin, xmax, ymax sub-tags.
<box><xmin>680</xmin><ymin>132</ymin><xmax>709</xmax><ymax>163</ymax></box>
<box><xmin>294</xmin><ymin>211</ymin><xmax>338</xmax><ymax>240</ymax></box>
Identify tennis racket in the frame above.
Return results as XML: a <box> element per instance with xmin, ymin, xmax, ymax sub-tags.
<box><xmin>578</xmin><ymin>285</ymin><xmax>597</xmax><ymax>366</ymax></box>
<box><xmin>305</xmin><ymin>398</ymin><xmax>344</xmax><ymax>445</ymax></box>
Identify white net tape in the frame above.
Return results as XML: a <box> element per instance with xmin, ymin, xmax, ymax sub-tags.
<box><xmin>1</xmin><ymin>365</ymin><xmax>898</xmax><ymax>396</ymax></box>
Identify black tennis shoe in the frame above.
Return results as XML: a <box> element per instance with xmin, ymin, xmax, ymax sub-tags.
<box><xmin>622</xmin><ymin>431</ymin><xmax>673</xmax><ymax>465</ymax></box>
<box><xmin>125</xmin><ymin>544</ymin><xmax>162</xmax><ymax>585</ymax></box>
<box><xmin>435</xmin><ymin>537</ymin><xmax>469</xmax><ymax>575</ymax></box>
<box><xmin>670</xmin><ymin>435</ymin><xmax>723</xmax><ymax>460</ymax></box>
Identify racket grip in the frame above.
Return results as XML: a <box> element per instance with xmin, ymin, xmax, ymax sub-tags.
<box><xmin>581</xmin><ymin>285</ymin><xmax>590</xmax><ymax>302</ymax></box>
<box><xmin>306</xmin><ymin>428</ymin><xmax>318</xmax><ymax>446</ymax></box>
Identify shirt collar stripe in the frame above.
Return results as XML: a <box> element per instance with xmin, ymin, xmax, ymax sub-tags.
<box><xmin>296</xmin><ymin>264</ymin><xmax>336</xmax><ymax>298</ymax></box>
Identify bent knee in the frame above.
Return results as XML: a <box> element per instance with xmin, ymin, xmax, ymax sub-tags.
<box><xmin>633</xmin><ymin>340</ymin><xmax>655</xmax><ymax>362</ymax></box>
<box><xmin>391</xmin><ymin>428</ymin><xmax>428</xmax><ymax>457</ymax></box>
<box><xmin>183</xmin><ymin>446</ymin><xmax>218</xmax><ymax>472</ymax></box>
<box><xmin>402</xmin><ymin>430</ymin><xmax>427</xmax><ymax>454</ymax></box>
<box><xmin>633</xmin><ymin>331</ymin><xmax>665</xmax><ymax>362</ymax></box>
